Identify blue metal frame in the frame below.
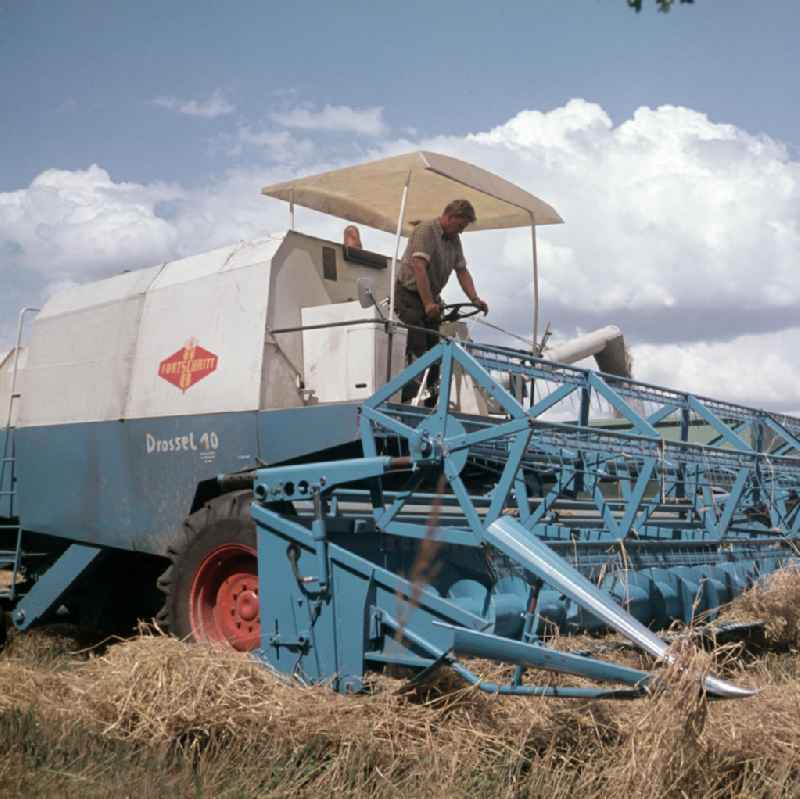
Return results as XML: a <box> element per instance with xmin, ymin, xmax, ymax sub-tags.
<box><xmin>12</xmin><ymin>543</ymin><xmax>101</xmax><ymax>630</ymax></box>
<box><xmin>250</xmin><ymin>339</ymin><xmax>799</xmax><ymax>698</ymax></box>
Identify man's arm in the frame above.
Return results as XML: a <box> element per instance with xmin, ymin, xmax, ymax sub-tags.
<box><xmin>410</xmin><ymin>257</ymin><xmax>441</xmax><ymax>319</ymax></box>
<box><xmin>456</xmin><ymin>268</ymin><xmax>489</xmax><ymax>314</ymax></box>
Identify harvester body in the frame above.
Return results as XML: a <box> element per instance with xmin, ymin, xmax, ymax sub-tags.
<box><xmin>1</xmin><ymin>151</ymin><xmax>798</xmax><ymax>698</ymax></box>
<box><xmin>1</xmin><ymin>231</ymin><xmax>402</xmax><ymax>559</ymax></box>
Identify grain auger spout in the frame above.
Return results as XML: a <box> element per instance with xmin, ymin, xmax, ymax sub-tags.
<box><xmin>248</xmin><ymin>337</ymin><xmax>800</xmax><ymax>697</ymax></box>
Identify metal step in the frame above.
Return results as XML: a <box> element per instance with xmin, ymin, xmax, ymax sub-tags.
<box><xmin>0</xmin><ymin>558</ymin><xmax>19</xmax><ymax>600</ymax></box>
<box><xmin>0</xmin><ymin>520</ymin><xmax>23</xmax><ymax>602</ymax></box>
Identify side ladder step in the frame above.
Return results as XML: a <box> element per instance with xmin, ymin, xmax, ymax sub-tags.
<box><xmin>0</xmin><ymin>518</ymin><xmax>23</xmax><ymax>602</ymax></box>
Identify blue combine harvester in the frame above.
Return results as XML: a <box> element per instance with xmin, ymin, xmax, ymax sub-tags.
<box><xmin>2</xmin><ymin>153</ymin><xmax>799</xmax><ymax>697</ymax></box>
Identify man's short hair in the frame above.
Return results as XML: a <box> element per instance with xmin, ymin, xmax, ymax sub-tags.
<box><xmin>443</xmin><ymin>199</ymin><xmax>477</xmax><ymax>223</ymax></box>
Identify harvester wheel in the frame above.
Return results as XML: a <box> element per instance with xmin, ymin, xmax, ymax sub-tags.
<box><xmin>157</xmin><ymin>491</ymin><xmax>261</xmax><ymax>652</ymax></box>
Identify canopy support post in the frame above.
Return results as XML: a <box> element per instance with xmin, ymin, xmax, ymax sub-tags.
<box><xmin>386</xmin><ymin>170</ymin><xmax>412</xmax><ymax>382</ymax></box>
<box><xmin>289</xmin><ymin>189</ymin><xmax>295</xmax><ymax>230</ymax></box>
<box><xmin>530</xmin><ymin>214</ymin><xmax>539</xmax><ymax>355</ymax></box>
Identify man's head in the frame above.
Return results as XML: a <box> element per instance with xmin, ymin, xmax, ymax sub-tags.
<box><xmin>343</xmin><ymin>224</ymin><xmax>363</xmax><ymax>249</ymax></box>
<box><xmin>439</xmin><ymin>199</ymin><xmax>477</xmax><ymax>236</ymax></box>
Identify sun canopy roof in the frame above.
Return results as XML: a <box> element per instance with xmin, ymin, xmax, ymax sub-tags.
<box><xmin>261</xmin><ymin>151</ymin><xmax>563</xmax><ymax>235</ymax></box>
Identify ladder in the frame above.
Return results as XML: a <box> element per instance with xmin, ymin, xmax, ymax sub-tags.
<box><xmin>1</xmin><ymin>308</ymin><xmax>38</xmax><ymax>603</ymax></box>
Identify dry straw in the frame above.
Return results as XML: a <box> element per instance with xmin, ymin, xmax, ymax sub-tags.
<box><xmin>1</xmin><ymin>566</ymin><xmax>800</xmax><ymax>797</ymax></box>
<box><xmin>722</xmin><ymin>563</ymin><xmax>800</xmax><ymax>649</ymax></box>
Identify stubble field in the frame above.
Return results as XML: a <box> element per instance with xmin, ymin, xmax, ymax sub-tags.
<box><xmin>1</xmin><ymin>567</ymin><xmax>799</xmax><ymax>799</ymax></box>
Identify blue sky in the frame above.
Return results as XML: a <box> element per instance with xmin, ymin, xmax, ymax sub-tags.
<box><xmin>2</xmin><ymin>0</ymin><xmax>798</xmax><ymax>190</ymax></box>
<box><xmin>1</xmin><ymin>1</ymin><xmax>799</xmax><ymax>411</ymax></box>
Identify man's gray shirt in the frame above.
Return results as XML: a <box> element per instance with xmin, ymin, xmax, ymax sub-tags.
<box><xmin>397</xmin><ymin>218</ymin><xmax>467</xmax><ymax>300</ymax></box>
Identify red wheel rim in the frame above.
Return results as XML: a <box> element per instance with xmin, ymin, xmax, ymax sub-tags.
<box><xmin>189</xmin><ymin>543</ymin><xmax>260</xmax><ymax>651</ymax></box>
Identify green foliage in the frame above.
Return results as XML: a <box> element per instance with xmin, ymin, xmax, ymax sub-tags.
<box><xmin>628</xmin><ymin>0</ymin><xmax>695</xmax><ymax>11</ymax></box>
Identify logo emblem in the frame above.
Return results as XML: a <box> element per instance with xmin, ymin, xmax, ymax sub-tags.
<box><xmin>158</xmin><ymin>339</ymin><xmax>218</xmax><ymax>393</ymax></box>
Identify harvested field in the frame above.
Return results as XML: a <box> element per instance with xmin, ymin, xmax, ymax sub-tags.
<box><xmin>1</xmin><ymin>569</ymin><xmax>800</xmax><ymax>798</ymax></box>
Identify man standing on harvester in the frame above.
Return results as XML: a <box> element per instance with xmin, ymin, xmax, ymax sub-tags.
<box><xmin>395</xmin><ymin>199</ymin><xmax>489</xmax><ymax>403</ymax></box>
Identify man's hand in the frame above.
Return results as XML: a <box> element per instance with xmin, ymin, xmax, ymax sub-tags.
<box><xmin>472</xmin><ymin>297</ymin><xmax>489</xmax><ymax>315</ymax></box>
<box><xmin>424</xmin><ymin>301</ymin><xmax>442</xmax><ymax>321</ymax></box>
<box><xmin>457</xmin><ymin>270</ymin><xmax>488</xmax><ymax>316</ymax></box>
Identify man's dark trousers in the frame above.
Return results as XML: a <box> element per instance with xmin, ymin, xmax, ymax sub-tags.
<box><xmin>394</xmin><ymin>284</ymin><xmax>440</xmax><ymax>403</ymax></box>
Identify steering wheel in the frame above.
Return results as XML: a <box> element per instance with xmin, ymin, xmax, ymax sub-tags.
<box><xmin>440</xmin><ymin>302</ymin><xmax>483</xmax><ymax>322</ymax></box>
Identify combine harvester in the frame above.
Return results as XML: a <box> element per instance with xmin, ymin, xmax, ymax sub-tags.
<box><xmin>2</xmin><ymin>152</ymin><xmax>799</xmax><ymax>698</ymax></box>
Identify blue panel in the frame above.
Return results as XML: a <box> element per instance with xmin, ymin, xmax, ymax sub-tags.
<box><xmin>257</xmin><ymin>404</ymin><xmax>361</xmax><ymax>464</ymax></box>
<box><xmin>331</xmin><ymin>561</ymin><xmax>370</xmax><ymax>692</ymax></box>
<box><xmin>257</xmin><ymin>530</ymin><xmax>340</xmax><ymax>685</ymax></box>
<box><xmin>16</xmin><ymin>412</ymin><xmax>259</xmax><ymax>555</ymax></box>
<box><xmin>12</xmin><ymin>403</ymin><xmax>362</xmax><ymax>557</ymax></box>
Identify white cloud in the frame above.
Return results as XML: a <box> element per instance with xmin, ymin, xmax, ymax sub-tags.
<box><xmin>2</xmin><ymin>98</ymin><xmax>799</xmax><ymax>414</ymax></box>
<box><xmin>632</xmin><ymin>328</ymin><xmax>800</xmax><ymax>414</ymax></box>
<box><xmin>153</xmin><ymin>89</ymin><xmax>235</xmax><ymax>118</ymax></box>
<box><xmin>426</xmin><ymin>100</ymin><xmax>800</xmax><ymax>333</ymax></box>
<box><xmin>0</xmin><ymin>164</ymin><xmax>182</xmax><ymax>280</ymax></box>
<box><xmin>224</xmin><ymin>126</ymin><xmax>316</xmax><ymax>163</ymax></box>
<box><xmin>270</xmin><ymin>104</ymin><xmax>387</xmax><ymax>136</ymax></box>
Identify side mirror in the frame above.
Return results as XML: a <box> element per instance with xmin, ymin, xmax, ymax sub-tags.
<box><xmin>357</xmin><ymin>277</ymin><xmax>376</xmax><ymax>309</ymax></box>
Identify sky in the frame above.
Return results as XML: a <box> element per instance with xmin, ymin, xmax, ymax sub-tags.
<box><xmin>1</xmin><ymin>0</ymin><xmax>799</xmax><ymax>413</ymax></box>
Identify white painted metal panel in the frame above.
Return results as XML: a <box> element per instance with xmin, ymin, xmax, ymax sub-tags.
<box><xmin>301</xmin><ymin>301</ymin><xmax>406</xmax><ymax>403</ymax></box>
<box><xmin>19</xmin><ymin>265</ymin><xmax>160</xmax><ymax>426</ymax></box>
<box><xmin>19</xmin><ymin>294</ymin><xmax>147</xmax><ymax>426</ymax></box>
<box><xmin>124</xmin><ymin>242</ymin><xmax>281</xmax><ymax>419</ymax></box>
<box><xmin>37</xmin><ymin>266</ymin><xmax>162</xmax><ymax>320</ymax></box>
<box><xmin>147</xmin><ymin>236</ymin><xmax>283</xmax><ymax>291</ymax></box>
<box><xmin>20</xmin><ymin>237</ymin><xmax>284</xmax><ymax>425</ymax></box>
<box><xmin>260</xmin><ymin>231</ymin><xmax>397</xmax><ymax>409</ymax></box>
<box><xmin>268</xmin><ymin>242</ymin><xmax>336</xmax><ymax>375</ymax></box>
<box><xmin>19</xmin><ymin>229</ymin><xmax>405</xmax><ymax>424</ymax></box>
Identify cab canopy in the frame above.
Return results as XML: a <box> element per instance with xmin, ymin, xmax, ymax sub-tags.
<box><xmin>262</xmin><ymin>150</ymin><xmax>563</xmax><ymax>234</ymax></box>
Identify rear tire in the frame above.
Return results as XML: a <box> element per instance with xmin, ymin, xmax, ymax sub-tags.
<box><xmin>157</xmin><ymin>491</ymin><xmax>260</xmax><ymax>652</ymax></box>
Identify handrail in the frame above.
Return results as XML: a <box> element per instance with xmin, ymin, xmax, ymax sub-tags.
<box><xmin>3</xmin><ymin>306</ymin><xmax>39</xmax><ymax>432</ymax></box>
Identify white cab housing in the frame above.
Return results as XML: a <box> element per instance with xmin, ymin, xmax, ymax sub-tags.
<box><xmin>15</xmin><ymin>231</ymin><xmax>400</xmax><ymax>427</ymax></box>
<box><xmin>301</xmin><ymin>301</ymin><xmax>407</xmax><ymax>403</ymax></box>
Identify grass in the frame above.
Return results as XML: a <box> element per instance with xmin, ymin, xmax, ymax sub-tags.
<box><xmin>1</xmin><ymin>568</ymin><xmax>800</xmax><ymax>798</ymax></box>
